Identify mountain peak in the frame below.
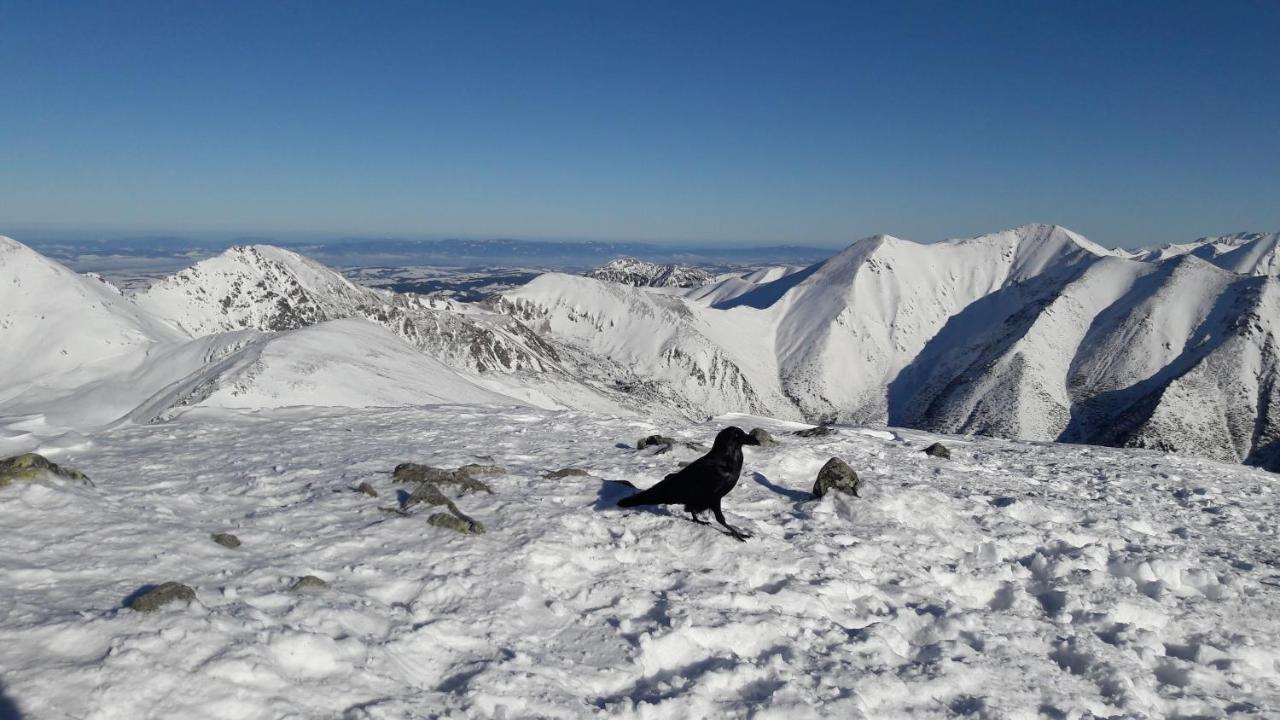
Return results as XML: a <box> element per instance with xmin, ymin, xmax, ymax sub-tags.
<box><xmin>585</xmin><ymin>257</ymin><xmax>713</xmax><ymax>288</ymax></box>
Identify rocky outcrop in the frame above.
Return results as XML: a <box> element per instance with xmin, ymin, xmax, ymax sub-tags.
<box><xmin>392</xmin><ymin>463</ymin><xmax>501</xmax><ymax>495</ymax></box>
<box><xmin>0</xmin><ymin>453</ymin><xmax>91</xmax><ymax>488</ymax></box>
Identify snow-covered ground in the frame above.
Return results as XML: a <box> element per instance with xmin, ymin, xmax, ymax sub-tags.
<box><xmin>2</xmin><ymin>405</ymin><xmax>1277</xmax><ymax>718</ymax></box>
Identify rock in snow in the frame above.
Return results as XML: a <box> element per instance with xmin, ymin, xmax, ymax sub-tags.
<box><xmin>636</xmin><ymin>434</ymin><xmax>678</xmax><ymax>450</ymax></box>
<box><xmin>794</xmin><ymin>425</ymin><xmax>837</xmax><ymax>438</ymax></box>
<box><xmin>392</xmin><ymin>463</ymin><xmax>499</xmax><ymax>495</ymax></box>
<box><xmin>923</xmin><ymin>442</ymin><xmax>952</xmax><ymax>459</ymax></box>
<box><xmin>289</xmin><ymin>575</ymin><xmax>329</xmax><ymax>593</ymax></box>
<box><xmin>126</xmin><ymin>582</ymin><xmax>196</xmax><ymax>612</ymax></box>
<box><xmin>427</xmin><ymin>512</ymin><xmax>486</xmax><ymax>535</ymax></box>
<box><xmin>210</xmin><ymin>533</ymin><xmax>240</xmax><ymax>549</ymax></box>
<box><xmin>749</xmin><ymin>427</ymin><xmax>777</xmax><ymax>446</ymax></box>
<box><xmin>0</xmin><ymin>453</ymin><xmax>91</xmax><ymax>488</ymax></box>
<box><xmin>811</xmin><ymin>457</ymin><xmax>861</xmax><ymax>498</ymax></box>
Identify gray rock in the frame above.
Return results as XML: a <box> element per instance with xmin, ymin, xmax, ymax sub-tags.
<box><xmin>794</xmin><ymin>425</ymin><xmax>836</xmax><ymax>438</ymax></box>
<box><xmin>356</xmin><ymin>482</ymin><xmax>378</xmax><ymax>497</ymax></box>
<box><xmin>393</xmin><ymin>463</ymin><xmax>497</xmax><ymax>495</ymax></box>
<box><xmin>427</xmin><ymin>512</ymin><xmax>486</xmax><ymax>535</ymax></box>
<box><xmin>290</xmin><ymin>575</ymin><xmax>329</xmax><ymax>592</ymax></box>
<box><xmin>544</xmin><ymin>467</ymin><xmax>590</xmax><ymax>479</ymax></box>
<box><xmin>749</xmin><ymin>428</ymin><xmax>776</xmax><ymax>446</ymax></box>
<box><xmin>923</xmin><ymin>442</ymin><xmax>951</xmax><ymax>459</ymax></box>
<box><xmin>211</xmin><ymin>533</ymin><xmax>240</xmax><ymax>549</ymax></box>
<box><xmin>457</xmin><ymin>463</ymin><xmax>505</xmax><ymax>477</ymax></box>
<box><xmin>812</xmin><ymin>457</ymin><xmax>861</xmax><ymax>499</ymax></box>
<box><xmin>636</xmin><ymin>434</ymin><xmax>678</xmax><ymax>450</ymax></box>
<box><xmin>128</xmin><ymin>582</ymin><xmax>196</xmax><ymax>612</ymax></box>
<box><xmin>0</xmin><ymin>453</ymin><xmax>91</xmax><ymax>488</ymax></box>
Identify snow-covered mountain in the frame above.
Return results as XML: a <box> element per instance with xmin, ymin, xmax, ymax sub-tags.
<box><xmin>3</xmin><ymin>224</ymin><xmax>1279</xmax><ymax>471</ymax></box>
<box><xmin>499</xmin><ymin>224</ymin><xmax>1280</xmax><ymax>471</ymax></box>
<box><xmin>585</xmin><ymin>257</ymin><xmax>714</xmax><ymax>288</ymax></box>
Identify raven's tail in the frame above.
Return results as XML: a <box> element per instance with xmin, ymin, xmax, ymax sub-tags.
<box><xmin>617</xmin><ymin>487</ymin><xmax>657</xmax><ymax>508</ymax></box>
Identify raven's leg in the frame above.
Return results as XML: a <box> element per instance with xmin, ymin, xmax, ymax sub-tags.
<box><xmin>688</xmin><ymin>510</ymin><xmax>710</xmax><ymax>525</ymax></box>
<box><xmin>712</xmin><ymin>503</ymin><xmax>750</xmax><ymax>542</ymax></box>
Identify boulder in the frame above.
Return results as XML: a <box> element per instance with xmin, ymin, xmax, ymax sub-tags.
<box><xmin>812</xmin><ymin>457</ymin><xmax>861</xmax><ymax>499</ymax></box>
<box><xmin>128</xmin><ymin>582</ymin><xmax>196</xmax><ymax>612</ymax></box>
<box><xmin>393</xmin><ymin>463</ymin><xmax>497</xmax><ymax>495</ymax></box>
<box><xmin>544</xmin><ymin>467</ymin><xmax>590</xmax><ymax>479</ymax></box>
<box><xmin>427</xmin><ymin>512</ymin><xmax>486</xmax><ymax>535</ymax></box>
<box><xmin>290</xmin><ymin>575</ymin><xmax>329</xmax><ymax>592</ymax></box>
<box><xmin>211</xmin><ymin>533</ymin><xmax>241</xmax><ymax>549</ymax></box>
<box><xmin>748</xmin><ymin>428</ymin><xmax>776</xmax><ymax>446</ymax></box>
<box><xmin>793</xmin><ymin>426</ymin><xmax>836</xmax><ymax>438</ymax></box>
<box><xmin>923</xmin><ymin>442</ymin><xmax>951</xmax><ymax>459</ymax></box>
<box><xmin>0</xmin><ymin>453</ymin><xmax>91</xmax><ymax>488</ymax></box>
<box><xmin>356</xmin><ymin>482</ymin><xmax>378</xmax><ymax>497</ymax></box>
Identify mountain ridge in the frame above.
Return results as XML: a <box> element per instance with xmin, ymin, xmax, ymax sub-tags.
<box><xmin>3</xmin><ymin>225</ymin><xmax>1279</xmax><ymax>470</ymax></box>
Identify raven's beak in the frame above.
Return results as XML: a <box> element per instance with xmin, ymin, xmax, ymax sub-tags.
<box><xmin>744</xmin><ymin>435</ymin><xmax>761</xmax><ymax>446</ymax></box>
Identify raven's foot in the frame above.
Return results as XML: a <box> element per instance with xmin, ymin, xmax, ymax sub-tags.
<box><xmin>725</xmin><ymin>525</ymin><xmax>751</xmax><ymax>542</ymax></box>
<box><xmin>688</xmin><ymin>512</ymin><xmax>710</xmax><ymax>525</ymax></box>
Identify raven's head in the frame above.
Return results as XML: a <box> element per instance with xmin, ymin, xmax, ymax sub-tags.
<box><xmin>715</xmin><ymin>426</ymin><xmax>760</xmax><ymax>448</ymax></box>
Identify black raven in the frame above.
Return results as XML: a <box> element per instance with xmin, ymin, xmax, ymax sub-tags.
<box><xmin>617</xmin><ymin>426</ymin><xmax>761</xmax><ymax>541</ymax></box>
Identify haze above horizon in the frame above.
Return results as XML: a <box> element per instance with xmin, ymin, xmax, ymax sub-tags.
<box><xmin>2</xmin><ymin>1</ymin><xmax>1277</xmax><ymax>249</ymax></box>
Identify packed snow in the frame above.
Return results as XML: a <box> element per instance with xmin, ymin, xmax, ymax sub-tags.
<box><xmin>2</xmin><ymin>406</ymin><xmax>1278</xmax><ymax>718</ymax></box>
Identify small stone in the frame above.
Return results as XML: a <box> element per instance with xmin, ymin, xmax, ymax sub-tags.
<box><xmin>290</xmin><ymin>575</ymin><xmax>329</xmax><ymax>592</ymax></box>
<box><xmin>924</xmin><ymin>442</ymin><xmax>951</xmax><ymax>459</ymax></box>
<box><xmin>748</xmin><ymin>428</ymin><xmax>776</xmax><ymax>446</ymax></box>
<box><xmin>793</xmin><ymin>426</ymin><xmax>836</xmax><ymax>438</ymax></box>
<box><xmin>128</xmin><ymin>582</ymin><xmax>196</xmax><ymax>612</ymax></box>
<box><xmin>211</xmin><ymin>533</ymin><xmax>240</xmax><ymax>549</ymax></box>
<box><xmin>356</xmin><ymin>482</ymin><xmax>378</xmax><ymax>497</ymax></box>
<box><xmin>812</xmin><ymin>457</ymin><xmax>861</xmax><ymax>499</ymax></box>
<box><xmin>0</xmin><ymin>453</ymin><xmax>92</xmax><ymax>488</ymax></box>
<box><xmin>544</xmin><ymin>467</ymin><xmax>590</xmax><ymax>479</ymax></box>
<box><xmin>427</xmin><ymin>512</ymin><xmax>486</xmax><ymax>535</ymax></box>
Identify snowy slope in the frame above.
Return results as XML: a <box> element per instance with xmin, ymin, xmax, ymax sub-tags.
<box><xmin>681</xmin><ymin>264</ymin><xmax>807</xmax><ymax>306</ymax></box>
<box><xmin>0</xmin><ymin>242</ymin><xmax>526</xmax><ymax>450</ymax></box>
<box><xmin>130</xmin><ymin>245</ymin><xmax>648</xmax><ymax>417</ymax></box>
<box><xmin>0</xmin><ymin>235</ymin><xmax>183</xmax><ymax>389</ymax></box>
<box><xmin>2</xmin><ymin>406</ymin><xmax>1278</xmax><ymax>718</ymax></box>
<box><xmin>500</xmin><ymin>273</ymin><xmax>796</xmax><ymax>419</ymax></box>
<box><xmin>198</xmin><ymin>319</ymin><xmax>519</xmax><ymax>409</ymax></box>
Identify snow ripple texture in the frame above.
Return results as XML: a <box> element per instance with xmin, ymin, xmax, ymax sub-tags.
<box><xmin>1</xmin><ymin>406</ymin><xmax>1277</xmax><ymax>718</ymax></box>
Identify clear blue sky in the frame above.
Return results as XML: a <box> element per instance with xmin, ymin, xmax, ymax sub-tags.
<box><xmin>1</xmin><ymin>1</ymin><xmax>1277</xmax><ymax>248</ymax></box>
